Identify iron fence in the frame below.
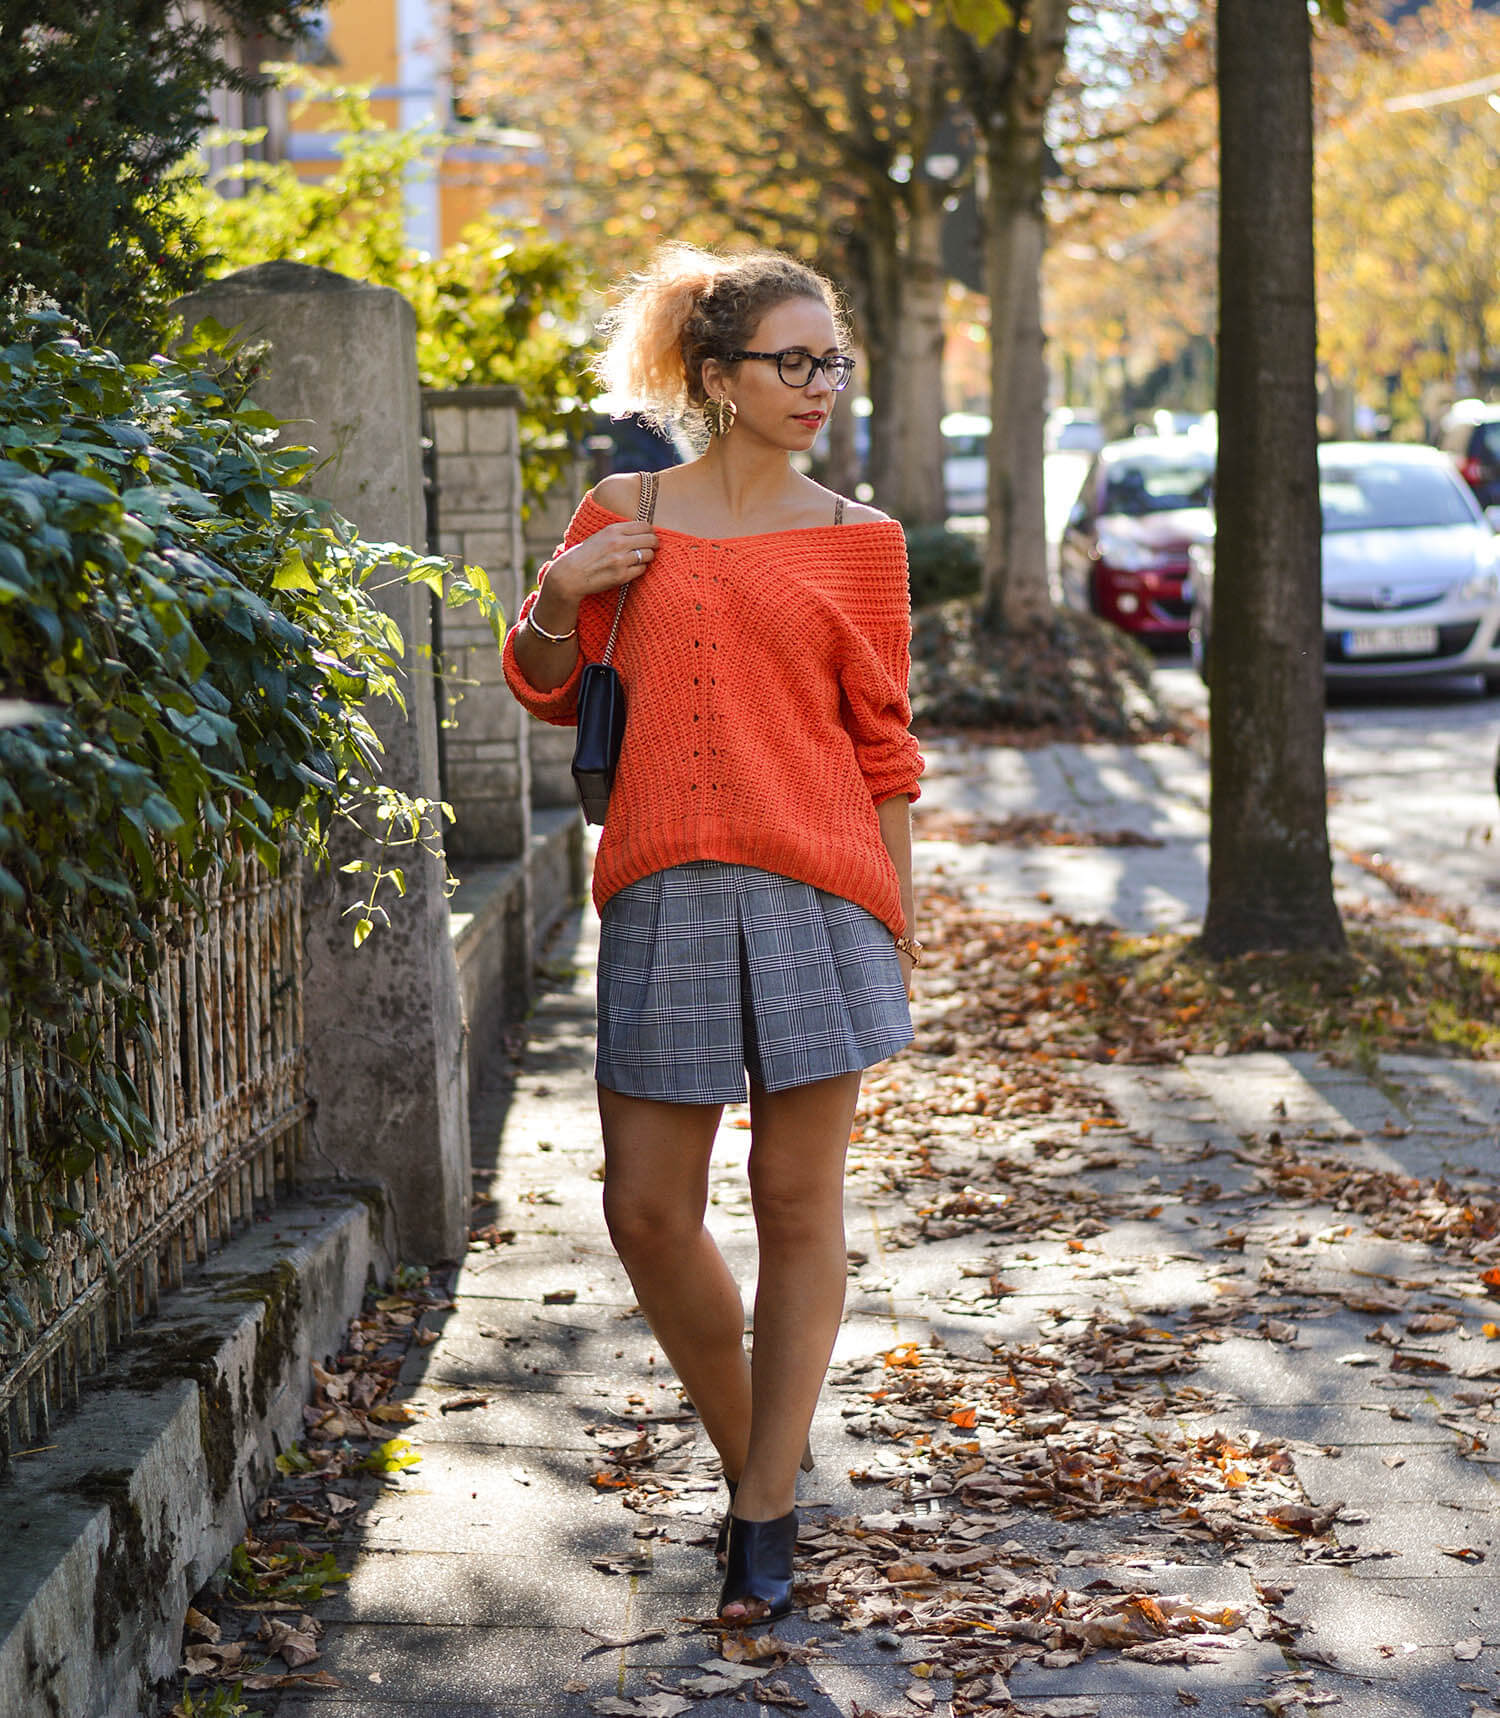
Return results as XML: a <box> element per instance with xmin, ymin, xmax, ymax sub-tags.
<box><xmin>0</xmin><ymin>852</ymin><xmax>305</xmax><ymax>1470</ymax></box>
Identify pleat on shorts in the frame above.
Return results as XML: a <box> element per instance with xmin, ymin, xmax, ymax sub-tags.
<box><xmin>595</xmin><ymin>861</ymin><xmax>913</xmax><ymax>1105</ymax></box>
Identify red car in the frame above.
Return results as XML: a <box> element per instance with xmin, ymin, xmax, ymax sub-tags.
<box><xmin>1057</xmin><ymin>436</ymin><xmax>1216</xmax><ymax>641</ymax></box>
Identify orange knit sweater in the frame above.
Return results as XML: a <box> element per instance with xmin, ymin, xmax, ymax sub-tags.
<box><xmin>502</xmin><ymin>492</ymin><xmax>925</xmax><ymax>932</ymax></box>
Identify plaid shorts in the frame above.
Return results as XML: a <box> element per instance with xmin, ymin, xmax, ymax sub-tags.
<box><xmin>596</xmin><ymin>862</ymin><xmax>913</xmax><ymax>1104</ymax></box>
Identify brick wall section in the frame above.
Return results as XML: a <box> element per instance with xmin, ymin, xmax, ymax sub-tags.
<box><xmin>424</xmin><ymin>387</ymin><xmax>532</xmax><ymax>860</ymax></box>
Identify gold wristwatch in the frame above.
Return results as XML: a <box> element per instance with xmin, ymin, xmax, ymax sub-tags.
<box><xmin>894</xmin><ymin>934</ymin><xmax>923</xmax><ymax>966</ymax></box>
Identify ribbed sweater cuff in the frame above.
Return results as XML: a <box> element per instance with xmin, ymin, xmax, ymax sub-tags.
<box><xmin>501</xmin><ymin>595</ymin><xmax>583</xmax><ymax>725</ymax></box>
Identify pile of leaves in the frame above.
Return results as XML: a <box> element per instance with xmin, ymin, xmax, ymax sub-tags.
<box><xmin>580</xmin><ymin>1330</ymin><xmax>1314</xmax><ymax>1715</ymax></box>
<box><xmin>1242</xmin><ymin>1140</ymin><xmax>1500</xmax><ymax>1264</ymax></box>
<box><xmin>826</xmin><ymin>1339</ymin><xmax>1309</xmax><ymax>1539</ymax></box>
<box><xmin>910</xmin><ymin>887</ymin><xmax>1500</xmax><ymax>1070</ymax></box>
<box><xmin>161</xmin><ymin>1269</ymin><xmax>447</xmax><ymax>1716</ymax></box>
<box><xmin>909</xmin><ymin>601</ymin><xmax>1184</xmax><ymax>742</ymax></box>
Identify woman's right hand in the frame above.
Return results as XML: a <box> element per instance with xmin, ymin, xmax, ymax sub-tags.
<box><xmin>531</xmin><ymin>521</ymin><xmax>657</xmax><ymax>635</ymax></box>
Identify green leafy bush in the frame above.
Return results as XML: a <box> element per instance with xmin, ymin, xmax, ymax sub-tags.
<box><xmin>903</xmin><ymin>525</ymin><xmax>982</xmax><ymax>608</ymax></box>
<box><xmin>179</xmin><ymin>82</ymin><xmax>599</xmax><ymax>502</ymax></box>
<box><xmin>0</xmin><ymin>311</ymin><xmax>497</xmax><ymax>1328</ymax></box>
<box><xmin>0</xmin><ymin>0</ymin><xmax>316</xmax><ymax>354</ymax></box>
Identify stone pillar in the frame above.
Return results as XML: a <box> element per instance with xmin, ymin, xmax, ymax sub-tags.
<box><xmin>173</xmin><ymin>262</ymin><xmax>470</xmax><ymax>1265</ymax></box>
<box><xmin>422</xmin><ymin>387</ymin><xmax>531</xmax><ymax>862</ymax></box>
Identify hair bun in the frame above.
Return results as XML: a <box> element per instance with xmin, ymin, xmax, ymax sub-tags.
<box><xmin>593</xmin><ymin>243</ymin><xmax>847</xmax><ymax>433</ymax></box>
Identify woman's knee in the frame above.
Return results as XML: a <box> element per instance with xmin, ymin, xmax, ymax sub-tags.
<box><xmin>602</xmin><ymin>1179</ymin><xmax>706</xmax><ymax>1258</ymax></box>
<box><xmin>746</xmin><ymin>1163</ymin><xmax>842</xmax><ymax>1248</ymax></box>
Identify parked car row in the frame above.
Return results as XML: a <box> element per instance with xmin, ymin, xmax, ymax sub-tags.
<box><xmin>1055</xmin><ymin>423</ymin><xmax>1500</xmax><ymax>690</ymax></box>
<box><xmin>1187</xmin><ymin>445</ymin><xmax>1500</xmax><ymax>690</ymax></box>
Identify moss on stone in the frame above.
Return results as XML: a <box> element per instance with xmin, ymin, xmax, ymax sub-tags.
<box><xmin>197</xmin><ymin>1370</ymin><xmax>237</xmax><ymax>1502</ymax></box>
<box><xmin>70</xmin><ymin>1467</ymin><xmax>173</xmax><ymax>1655</ymax></box>
<box><xmin>221</xmin><ymin>1261</ymin><xmax>302</xmax><ymax>1420</ymax></box>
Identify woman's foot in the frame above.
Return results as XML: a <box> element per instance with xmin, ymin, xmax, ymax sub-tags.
<box><xmin>718</xmin><ymin>1509</ymin><xmax>798</xmax><ymax>1624</ymax></box>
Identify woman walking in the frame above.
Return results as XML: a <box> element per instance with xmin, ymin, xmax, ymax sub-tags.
<box><xmin>502</xmin><ymin>243</ymin><xmax>924</xmax><ymax>1624</ymax></box>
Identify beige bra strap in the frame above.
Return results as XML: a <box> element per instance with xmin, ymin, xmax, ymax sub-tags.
<box><xmin>833</xmin><ymin>493</ymin><xmax>846</xmax><ymax>525</ymax></box>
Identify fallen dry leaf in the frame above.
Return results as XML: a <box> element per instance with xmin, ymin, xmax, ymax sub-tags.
<box><xmin>241</xmin><ymin>1669</ymin><xmax>341</xmax><ymax>1691</ymax></box>
<box><xmin>751</xmin><ymin>1680</ymin><xmax>809</xmax><ymax>1710</ymax></box>
<box><xmin>258</xmin><ymin>1615</ymin><xmax>320</xmax><ymax>1669</ymax></box>
<box><xmin>181</xmin><ymin>1642</ymin><xmax>244</xmax><ymax>1678</ymax></box>
<box><xmin>438</xmin><ymin>1392</ymin><xmax>491</xmax><ymax>1414</ymax></box>
<box><xmin>183</xmin><ymin>1606</ymin><xmax>219</xmax><ymax>1643</ymax></box>
<box><xmin>590</xmin><ymin>1697</ymin><xmax>694</xmax><ymax>1718</ymax></box>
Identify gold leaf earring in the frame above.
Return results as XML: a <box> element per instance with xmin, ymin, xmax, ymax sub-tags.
<box><xmin>705</xmin><ymin>396</ymin><xmax>737</xmax><ymax>437</ymax></box>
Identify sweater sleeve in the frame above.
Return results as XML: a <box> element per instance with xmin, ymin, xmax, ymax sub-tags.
<box><xmin>838</xmin><ymin>536</ymin><xmax>925</xmax><ymax>804</ymax></box>
<box><xmin>499</xmin><ymin>499</ymin><xmax>602</xmax><ymax>726</ymax></box>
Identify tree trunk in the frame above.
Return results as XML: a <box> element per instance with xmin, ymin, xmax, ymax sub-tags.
<box><xmin>825</xmin><ymin>378</ymin><xmax>859</xmax><ymax>494</ymax></box>
<box><xmin>980</xmin><ymin>169</ymin><xmax>1051</xmax><ymax>630</ymax></box>
<box><xmin>1201</xmin><ymin>0</ymin><xmax>1344</xmax><ymax>957</ymax></box>
<box><xmin>856</xmin><ymin>203</ymin><xmax>904</xmax><ymax>515</ymax></box>
<box><xmin>961</xmin><ymin>0</ymin><xmax>1069</xmax><ymax>634</ymax></box>
<box><xmin>861</xmin><ymin>189</ymin><xmax>947</xmax><ymax>525</ymax></box>
<box><xmin>888</xmin><ymin>188</ymin><xmax>948</xmax><ymax>525</ymax></box>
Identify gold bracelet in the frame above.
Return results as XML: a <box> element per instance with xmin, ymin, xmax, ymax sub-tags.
<box><xmin>894</xmin><ymin>933</ymin><xmax>924</xmax><ymax>966</ymax></box>
<box><xmin>526</xmin><ymin>607</ymin><xmax>578</xmax><ymax>645</ymax></box>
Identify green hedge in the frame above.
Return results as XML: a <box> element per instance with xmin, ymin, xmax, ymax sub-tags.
<box><xmin>0</xmin><ymin>312</ymin><xmax>496</xmax><ymax>1333</ymax></box>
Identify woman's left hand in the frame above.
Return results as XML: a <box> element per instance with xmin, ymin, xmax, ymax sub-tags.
<box><xmin>896</xmin><ymin>950</ymin><xmax>915</xmax><ymax>998</ymax></box>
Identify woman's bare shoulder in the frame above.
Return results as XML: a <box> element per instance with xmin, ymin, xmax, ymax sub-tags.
<box><xmin>590</xmin><ymin>473</ymin><xmax>643</xmax><ymax>518</ymax></box>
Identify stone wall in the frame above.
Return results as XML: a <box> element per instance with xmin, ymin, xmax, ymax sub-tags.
<box><xmin>424</xmin><ymin>387</ymin><xmax>532</xmax><ymax>861</ymax></box>
<box><xmin>174</xmin><ymin>263</ymin><xmax>470</xmax><ymax>1267</ymax></box>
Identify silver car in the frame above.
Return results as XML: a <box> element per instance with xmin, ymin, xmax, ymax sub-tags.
<box><xmin>1188</xmin><ymin>442</ymin><xmax>1500</xmax><ymax>690</ymax></box>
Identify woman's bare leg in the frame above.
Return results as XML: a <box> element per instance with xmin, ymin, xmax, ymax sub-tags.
<box><xmin>733</xmin><ymin>1070</ymin><xmax>862</xmax><ymax>1527</ymax></box>
<box><xmin>598</xmin><ymin>1086</ymin><xmax>752</xmax><ymax>1480</ymax></box>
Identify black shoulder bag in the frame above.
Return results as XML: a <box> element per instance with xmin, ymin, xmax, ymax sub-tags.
<box><xmin>571</xmin><ymin>470</ymin><xmax>656</xmax><ymax>824</ymax></box>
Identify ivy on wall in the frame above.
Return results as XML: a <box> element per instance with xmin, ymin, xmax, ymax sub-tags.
<box><xmin>0</xmin><ymin>310</ymin><xmax>498</xmax><ymax>1336</ymax></box>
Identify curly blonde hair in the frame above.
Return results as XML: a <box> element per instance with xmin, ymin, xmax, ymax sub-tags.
<box><xmin>593</xmin><ymin>242</ymin><xmax>849</xmax><ymax>433</ymax></box>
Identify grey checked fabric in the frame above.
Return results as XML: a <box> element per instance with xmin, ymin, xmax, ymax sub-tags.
<box><xmin>595</xmin><ymin>862</ymin><xmax>913</xmax><ymax>1104</ymax></box>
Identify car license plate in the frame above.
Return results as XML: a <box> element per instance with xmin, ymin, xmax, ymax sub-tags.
<box><xmin>1342</xmin><ymin>625</ymin><xmax>1439</xmax><ymax>658</ymax></box>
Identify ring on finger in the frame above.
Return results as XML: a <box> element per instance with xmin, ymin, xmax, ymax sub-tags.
<box><xmin>633</xmin><ymin>548</ymin><xmax>643</xmax><ymax>565</ymax></box>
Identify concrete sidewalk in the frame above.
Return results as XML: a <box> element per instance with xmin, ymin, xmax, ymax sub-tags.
<box><xmin>913</xmin><ymin>726</ymin><xmax>1500</xmax><ymax>940</ymax></box>
<box><xmin>254</xmin><ymin>718</ymin><xmax>1500</xmax><ymax>1718</ymax></box>
<box><xmin>262</xmin><ymin>895</ymin><xmax>1500</xmax><ymax>1718</ymax></box>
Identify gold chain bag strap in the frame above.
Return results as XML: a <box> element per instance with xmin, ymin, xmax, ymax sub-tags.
<box><xmin>570</xmin><ymin>471</ymin><xmax>656</xmax><ymax>824</ymax></box>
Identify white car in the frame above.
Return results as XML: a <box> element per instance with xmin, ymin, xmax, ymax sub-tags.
<box><xmin>1046</xmin><ymin>407</ymin><xmax>1106</xmax><ymax>454</ymax></box>
<box><xmin>1189</xmin><ymin>442</ymin><xmax>1500</xmax><ymax>689</ymax></box>
<box><xmin>942</xmin><ymin>411</ymin><xmax>990</xmax><ymax>517</ymax></box>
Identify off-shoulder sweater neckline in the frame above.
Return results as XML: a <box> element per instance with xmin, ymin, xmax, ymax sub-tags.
<box><xmin>580</xmin><ymin>491</ymin><xmax>901</xmax><ymax>546</ymax></box>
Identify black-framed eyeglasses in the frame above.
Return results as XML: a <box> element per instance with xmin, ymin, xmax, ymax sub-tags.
<box><xmin>726</xmin><ymin>348</ymin><xmax>857</xmax><ymax>390</ymax></box>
